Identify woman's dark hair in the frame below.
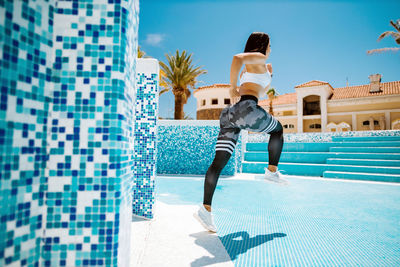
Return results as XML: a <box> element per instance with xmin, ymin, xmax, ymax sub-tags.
<box><xmin>244</xmin><ymin>32</ymin><xmax>270</xmax><ymax>55</ymax></box>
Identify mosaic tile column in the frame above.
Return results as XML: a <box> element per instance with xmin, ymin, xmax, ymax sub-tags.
<box><xmin>133</xmin><ymin>58</ymin><xmax>159</xmax><ymax>219</ymax></box>
<box><xmin>0</xmin><ymin>1</ymin><xmax>54</xmax><ymax>266</ymax></box>
<box><xmin>0</xmin><ymin>0</ymin><xmax>139</xmax><ymax>266</ymax></box>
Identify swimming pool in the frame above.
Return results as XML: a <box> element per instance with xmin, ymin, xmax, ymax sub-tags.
<box><xmin>156</xmin><ymin>175</ymin><xmax>400</xmax><ymax>266</ymax></box>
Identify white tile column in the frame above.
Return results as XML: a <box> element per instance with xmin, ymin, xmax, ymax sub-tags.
<box><xmin>133</xmin><ymin>58</ymin><xmax>160</xmax><ymax>219</ymax></box>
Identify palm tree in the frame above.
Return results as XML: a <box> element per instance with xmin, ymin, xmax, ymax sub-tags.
<box><xmin>159</xmin><ymin>50</ymin><xmax>207</xmax><ymax>120</ymax></box>
<box><xmin>367</xmin><ymin>19</ymin><xmax>400</xmax><ymax>54</ymax></box>
<box><xmin>137</xmin><ymin>46</ymin><xmax>169</xmax><ymax>94</ymax></box>
<box><xmin>137</xmin><ymin>45</ymin><xmax>147</xmax><ymax>58</ymax></box>
<box><xmin>158</xmin><ymin>69</ymin><xmax>169</xmax><ymax>94</ymax></box>
<box><xmin>267</xmin><ymin>88</ymin><xmax>277</xmax><ymax>116</ymax></box>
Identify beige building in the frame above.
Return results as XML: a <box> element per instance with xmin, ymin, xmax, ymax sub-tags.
<box><xmin>193</xmin><ymin>84</ymin><xmax>232</xmax><ymax>120</ymax></box>
<box><xmin>193</xmin><ymin>74</ymin><xmax>400</xmax><ymax>133</ymax></box>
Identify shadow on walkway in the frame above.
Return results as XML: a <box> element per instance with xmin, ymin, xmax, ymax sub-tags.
<box><xmin>220</xmin><ymin>231</ymin><xmax>287</xmax><ymax>260</ymax></box>
<box><xmin>190</xmin><ymin>231</ymin><xmax>232</xmax><ymax>267</ymax></box>
<box><xmin>190</xmin><ymin>231</ymin><xmax>286</xmax><ymax>266</ymax></box>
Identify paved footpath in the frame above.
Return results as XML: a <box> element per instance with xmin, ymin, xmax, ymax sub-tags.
<box><xmin>131</xmin><ymin>200</ymin><xmax>234</xmax><ymax>267</ymax></box>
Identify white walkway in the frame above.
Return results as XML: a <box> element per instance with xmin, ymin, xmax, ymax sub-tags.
<box><xmin>131</xmin><ymin>201</ymin><xmax>233</xmax><ymax>267</ymax></box>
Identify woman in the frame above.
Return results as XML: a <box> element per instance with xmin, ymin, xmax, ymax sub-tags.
<box><xmin>194</xmin><ymin>32</ymin><xmax>288</xmax><ymax>233</ymax></box>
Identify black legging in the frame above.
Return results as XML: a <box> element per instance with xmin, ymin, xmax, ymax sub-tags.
<box><xmin>203</xmin><ymin>124</ymin><xmax>283</xmax><ymax>206</ymax></box>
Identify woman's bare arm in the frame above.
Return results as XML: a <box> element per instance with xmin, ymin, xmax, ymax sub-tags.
<box><xmin>266</xmin><ymin>63</ymin><xmax>273</xmax><ymax>74</ymax></box>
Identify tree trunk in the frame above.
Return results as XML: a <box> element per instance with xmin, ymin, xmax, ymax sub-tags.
<box><xmin>268</xmin><ymin>99</ymin><xmax>274</xmax><ymax>116</ymax></box>
<box><xmin>174</xmin><ymin>93</ymin><xmax>184</xmax><ymax>120</ymax></box>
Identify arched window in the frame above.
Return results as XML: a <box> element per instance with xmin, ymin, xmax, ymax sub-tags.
<box><xmin>303</xmin><ymin>95</ymin><xmax>321</xmax><ymax>115</ymax></box>
<box><xmin>202</xmin><ymin>99</ymin><xmax>206</xmax><ymax>106</ymax></box>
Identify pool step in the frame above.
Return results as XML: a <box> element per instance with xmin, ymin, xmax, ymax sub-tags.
<box><xmin>247</xmin><ymin>142</ymin><xmax>400</xmax><ymax>153</ymax></box>
<box><xmin>244</xmin><ymin>152</ymin><xmax>329</xmax><ymax>164</ymax></box>
<box><xmin>329</xmin><ymin>147</ymin><xmax>400</xmax><ymax>153</ymax></box>
<box><xmin>326</xmin><ymin>158</ymin><xmax>400</xmax><ymax>167</ymax></box>
<box><xmin>332</xmin><ymin>141</ymin><xmax>400</xmax><ymax>147</ymax></box>
<box><xmin>332</xmin><ymin>136</ymin><xmax>400</xmax><ymax>142</ymax></box>
<box><xmin>323</xmin><ymin>171</ymin><xmax>400</xmax><ymax>183</ymax></box>
<box><xmin>327</xmin><ymin>164</ymin><xmax>400</xmax><ymax>175</ymax></box>
<box><xmin>242</xmin><ymin>161</ymin><xmax>400</xmax><ymax>177</ymax></box>
<box><xmin>245</xmin><ymin>152</ymin><xmax>400</xmax><ymax>164</ymax></box>
<box><xmin>242</xmin><ymin>162</ymin><xmax>328</xmax><ymax>177</ymax></box>
<box><xmin>242</xmin><ymin>134</ymin><xmax>400</xmax><ymax>182</ymax></box>
<box><xmin>247</xmin><ymin>142</ymin><xmax>333</xmax><ymax>152</ymax></box>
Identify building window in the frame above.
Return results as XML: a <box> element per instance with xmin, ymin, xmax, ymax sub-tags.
<box><xmin>283</xmin><ymin>124</ymin><xmax>294</xmax><ymax>129</ymax></box>
<box><xmin>202</xmin><ymin>99</ymin><xmax>206</xmax><ymax>106</ymax></box>
<box><xmin>211</xmin><ymin>98</ymin><xmax>218</xmax><ymax>105</ymax></box>
<box><xmin>362</xmin><ymin>120</ymin><xmax>379</xmax><ymax>126</ymax></box>
<box><xmin>303</xmin><ymin>95</ymin><xmax>321</xmax><ymax>115</ymax></box>
<box><xmin>224</xmin><ymin>98</ymin><xmax>230</xmax><ymax>105</ymax></box>
<box><xmin>310</xmin><ymin>123</ymin><xmax>321</xmax><ymax>129</ymax></box>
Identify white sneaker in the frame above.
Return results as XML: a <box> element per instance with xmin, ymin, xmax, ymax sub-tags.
<box><xmin>193</xmin><ymin>205</ymin><xmax>217</xmax><ymax>233</ymax></box>
<box><xmin>264</xmin><ymin>167</ymin><xmax>289</xmax><ymax>185</ymax></box>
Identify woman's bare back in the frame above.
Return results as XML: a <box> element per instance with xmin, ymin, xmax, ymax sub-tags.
<box><xmin>239</xmin><ymin>63</ymin><xmax>271</xmax><ymax>97</ymax></box>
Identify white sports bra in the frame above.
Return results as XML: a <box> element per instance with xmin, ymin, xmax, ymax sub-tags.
<box><xmin>239</xmin><ymin>64</ymin><xmax>272</xmax><ymax>88</ymax></box>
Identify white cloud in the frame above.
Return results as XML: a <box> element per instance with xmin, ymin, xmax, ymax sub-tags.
<box><xmin>144</xmin><ymin>33</ymin><xmax>166</xmax><ymax>46</ymax></box>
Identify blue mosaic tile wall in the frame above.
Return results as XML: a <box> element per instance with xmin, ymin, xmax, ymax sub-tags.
<box><xmin>133</xmin><ymin>59</ymin><xmax>159</xmax><ymax>219</ymax></box>
<box><xmin>0</xmin><ymin>0</ymin><xmax>139</xmax><ymax>266</ymax></box>
<box><xmin>248</xmin><ymin>130</ymin><xmax>400</xmax><ymax>143</ymax></box>
<box><xmin>0</xmin><ymin>1</ymin><xmax>53</xmax><ymax>266</ymax></box>
<box><xmin>157</xmin><ymin>120</ymin><xmax>243</xmax><ymax>176</ymax></box>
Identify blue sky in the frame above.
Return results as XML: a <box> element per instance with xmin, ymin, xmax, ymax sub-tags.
<box><xmin>138</xmin><ymin>0</ymin><xmax>400</xmax><ymax>119</ymax></box>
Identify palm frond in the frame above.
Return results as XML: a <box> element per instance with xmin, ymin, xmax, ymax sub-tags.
<box><xmin>390</xmin><ymin>20</ymin><xmax>400</xmax><ymax>32</ymax></box>
<box><xmin>367</xmin><ymin>47</ymin><xmax>400</xmax><ymax>54</ymax></box>
<box><xmin>377</xmin><ymin>31</ymin><xmax>400</xmax><ymax>42</ymax></box>
<box><xmin>368</xmin><ymin>19</ymin><xmax>400</xmax><ymax>55</ymax></box>
<box><xmin>159</xmin><ymin>88</ymin><xmax>169</xmax><ymax>95</ymax></box>
<box><xmin>137</xmin><ymin>45</ymin><xmax>146</xmax><ymax>58</ymax></box>
<box><xmin>267</xmin><ymin>88</ymin><xmax>277</xmax><ymax>97</ymax></box>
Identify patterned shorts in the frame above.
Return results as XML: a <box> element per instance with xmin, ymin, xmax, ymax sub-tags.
<box><xmin>215</xmin><ymin>97</ymin><xmax>281</xmax><ymax>155</ymax></box>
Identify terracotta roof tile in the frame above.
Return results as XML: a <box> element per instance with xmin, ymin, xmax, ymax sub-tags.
<box><xmin>330</xmin><ymin>81</ymin><xmax>400</xmax><ymax>100</ymax></box>
<box><xmin>259</xmin><ymin>92</ymin><xmax>297</xmax><ymax>106</ymax></box>
<box><xmin>295</xmin><ymin>80</ymin><xmax>330</xmax><ymax>88</ymax></box>
<box><xmin>194</xmin><ymin>83</ymin><xmax>230</xmax><ymax>93</ymax></box>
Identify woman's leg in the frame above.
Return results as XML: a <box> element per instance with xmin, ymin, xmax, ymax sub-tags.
<box><xmin>267</xmin><ymin>121</ymin><xmax>284</xmax><ymax>172</ymax></box>
<box><xmin>203</xmin><ymin>150</ymin><xmax>232</xmax><ymax>211</ymax></box>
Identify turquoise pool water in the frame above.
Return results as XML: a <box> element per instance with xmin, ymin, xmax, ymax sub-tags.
<box><xmin>156</xmin><ymin>176</ymin><xmax>400</xmax><ymax>266</ymax></box>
